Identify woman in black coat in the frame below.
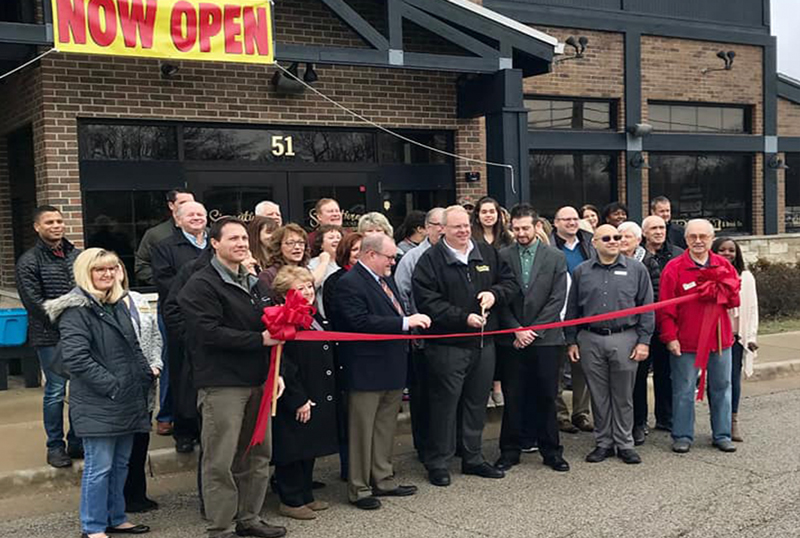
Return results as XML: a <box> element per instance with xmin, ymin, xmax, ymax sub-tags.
<box><xmin>45</xmin><ymin>248</ymin><xmax>152</xmax><ymax>538</ymax></box>
<box><xmin>271</xmin><ymin>266</ymin><xmax>338</xmax><ymax>521</ymax></box>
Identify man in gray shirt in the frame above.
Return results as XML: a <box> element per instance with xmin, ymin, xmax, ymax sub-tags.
<box><xmin>566</xmin><ymin>224</ymin><xmax>654</xmax><ymax>465</ymax></box>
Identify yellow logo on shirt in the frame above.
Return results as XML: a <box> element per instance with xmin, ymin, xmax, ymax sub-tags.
<box><xmin>476</xmin><ymin>265</ymin><xmax>491</xmax><ymax>272</ymax></box>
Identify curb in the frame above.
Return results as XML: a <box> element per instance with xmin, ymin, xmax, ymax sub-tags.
<box><xmin>748</xmin><ymin>358</ymin><xmax>800</xmax><ymax>382</ymax></box>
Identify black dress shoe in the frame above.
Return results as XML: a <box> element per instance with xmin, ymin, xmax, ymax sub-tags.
<box><xmin>374</xmin><ymin>485</ymin><xmax>417</xmax><ymax>497</ymax></box>
<box><xmin>462</xmin><ymin>462</ymin><xmax>505</xmax><ymax>479</ymax></box>
<box><xmin>106</xmin><ymin>524</ymin><xmax>151</xmax><ymax>534</ymax></box>
<box><xmin>175</xmin><ymin>437</ymin><xmax>195</xmax><ymax>454</ymax></box>
<box><xmin>654</xmin><ymin>422</ymin><xmax>672</xmax><ymax>432</ymax></box>
<box><xmin>633</xmin><ymin>425</ymin><xmax>646</xmax><ymax>446</ymax></box>
<box><xmin>47</xmin><ymin>447</ymin><xmax>72</xmax><ymax>468</ymax></box>
<box><xmin>67</xmin><ymin>444</ymin><xmax>84</xmax><ymax>460</ymax></box>
<box><xmin>494</xmin><ymin>456</ymin><xmax>519</xmax><ymax>472</ymax></box>
<box><xmin>125</xmin><ymin>497</ymin><xmax>159</xmax><ymax>513</ymax></box>
<box><xmin>352</xmin><ymin>496</ymin><xmax>382</xmax><ymax>510</ymax></box>
<box><xmin>428</xmin><ymin>468</ymin><xmax>451</xmax><ymax>487</ymax></box>
<box><xmin>617</xmin><ymin>448</ymin><xmax>642</xmax><ymax>464</ymax></box>
<box><xmin>585</xmin><ymin>446</ymin><xmax>615</xmax><ymax>463</ymax></box>
<box><xmin>543</xmin><ymin>456</ymin><xmax>570</xmax><ymax>472</ymax></box>
<box><xmin>236</xmin><ymin>519</ymin><xmax>286</xmax><ymax>538</ymax></box>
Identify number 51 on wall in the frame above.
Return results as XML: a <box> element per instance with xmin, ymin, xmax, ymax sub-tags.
<box><xmin>271</xmin><ymin>135</ymin><xmax>296</xmax><ymax>157</ymax></box>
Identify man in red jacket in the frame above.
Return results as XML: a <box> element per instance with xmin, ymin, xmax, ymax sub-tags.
<box><xmin>658</xmin><ymin>219</ymin><xmax>740</xmax><ymax>454</ymax></box>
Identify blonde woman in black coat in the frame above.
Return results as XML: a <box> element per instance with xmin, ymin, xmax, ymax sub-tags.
<box><xmin>271</xmin><ymin>266</ymin><xmax>338</xmax><ymax>521</ymax></box>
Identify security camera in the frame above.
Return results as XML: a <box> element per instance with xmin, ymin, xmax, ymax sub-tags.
<box><xmin>627</xmin><ymin>123</ymin><xmax>653</xmax><ymax>138</ymax></box>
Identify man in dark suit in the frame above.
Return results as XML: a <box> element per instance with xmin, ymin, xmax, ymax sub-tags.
<box><xmin>333</xmin><ymin>234</ymin><xmax>431</xmax><ymax>510</ymax></box>
<box><xmin>495</xmin><ymin>204</ymin><xmax>570</xmax><ymax>473</ymax></box>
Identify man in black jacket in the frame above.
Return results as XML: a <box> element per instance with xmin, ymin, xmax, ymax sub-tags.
<box><xmin>178</xmin><ymin>217</ymin><xmax>286</xmax><ymax>538</ymax></box>
<box><xmin>642</xmin><ymin>214</ymin><xmax>685</xmax><ymax>432</ymax></box>
<box><xmin>413</xmin><ymin>205</ymin><xmax>518</xmax><ymax>487</ymax></box>
<box><xmin>15</xmin><ymin>205</ymin><xmax>82</xmax><ymax>468</ymax></box>
<box><xmin>333</xmin><ymin>233</ymin><xmax>430</xmax><ymax>510</ymax></box>
<box><xmin>496</xmin><ymin>204</ymin><xmax>570</xmax><ymax>473</ymax></box>
<box><xmin>152</xmin><ymin>201</ymin><xmax>208</xmax><ymax>453</ymax></box>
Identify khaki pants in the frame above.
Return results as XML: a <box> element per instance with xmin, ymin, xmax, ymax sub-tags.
<box><xmin>198</xmin><ymin>386</ymin><xmax>272</xmax><ymax>538</ymax></box>
<box><xmin>556</xmin><ymin>347</ymin><xmax>592</xmax><ymax>422</ymax></box>
<box><xmin>347</xmin><ymin>390</ymin><xmax>403</xmax><ymax>502</ymax></box>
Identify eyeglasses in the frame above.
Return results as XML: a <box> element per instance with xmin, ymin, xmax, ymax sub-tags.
<box><xmin>92</xmin><ymin>266</ymin><xmax>117</xmax><ymax>274</ymax></box>
<box><xmin>373</xmin><ymin>251</ymin><xmax>395</xmax><ymax>260</ymax></box>
<box><xmin>687</xmin><ymin>234</ymin><xmax>711</xmax><ymax>242</ymax></box>
<box><xmin>598</xmin><ymin>235</ymin><xmax>623</xmax><ymax>243</ymax></box>
<box><xmin>282</xmin><ymin>240</ymin><xmax>306</xmax><ymax>248</ymax></box>
<box><xmin>428</xmin><ymin>221</ymin><xmax>443</xmax><ymax>227</ymax></box>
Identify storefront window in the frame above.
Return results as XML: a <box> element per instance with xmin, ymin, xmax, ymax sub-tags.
<box><xmin>785</xmin><ymin>153</ymin><xmax>800</xmax><ymax>232</ymax></box>
<box><xmin>529</xmin><ymin>152</ymin><xmax>616</xmax><ymax>220</ymax></box>
<box><xmin>649</xmin><ymin>103</ymin><xmax>750</xmax><ymax>133</ymax></box>
<box><xmin>79</xmin><ymin>124</ymin><xmax>178</xmax><ymax>160</ymax></box>
<box><xmin>526</xmin><ymin>98</ymin><xmax>615</xmax><ymax>130</ymax></box>
<box><xmin>377</xmin><ymin>131</ymin><xmax>452</xmax><ymax>164</ymax></box>
<box><xmin>303</xmin><ymin>185</ymin><xmax>366</xmax><ymax>230</ymax></box>
<box><xmin>183</xmin><ymin>127</ymin><xmax>376</xmax><ymax>163</ymax></box>
<box><xmin>83</xmin><ymin>190</ymin><xmax>169</xmax><ymax>286</ymax></box>
<box><xmin>648</xmin><ymin>154</ymin><xmax>752</xmax><ymax>234</ymax></box>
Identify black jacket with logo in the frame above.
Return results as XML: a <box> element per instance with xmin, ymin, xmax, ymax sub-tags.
<box><xmin>412</xmin><ymin>239</ymin><xmax>518</xmax><ymax>348</ymax></box>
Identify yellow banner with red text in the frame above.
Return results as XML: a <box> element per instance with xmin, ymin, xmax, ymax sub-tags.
<box><xmin>52</xmin><ymin>0</ymin><xmax>274</xmax><ymax>64</ymax></box>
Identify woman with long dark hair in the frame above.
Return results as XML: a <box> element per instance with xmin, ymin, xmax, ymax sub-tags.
<box><xmin>471</xmin><ymin>197</ymin><xmax>513</xmax><ymax>249</ymax></box>
<box><xmin>394</xmin><ymin>210</ymin><xmax>427</xmax><ymax>259</ymax></box>
<box><xmin>712</xmin><ymin>237</ymin><xmax>758</xmax><ymax>442</ymax></box>
<box><xmin>247</xmin><ymin>216</ymin><xmax>278</xmax><ymax>274</ymax></box>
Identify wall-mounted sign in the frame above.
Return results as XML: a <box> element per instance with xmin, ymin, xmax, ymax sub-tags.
<box><xmin>52</xmin><ymin>0</ymin><xmax>274</xmax><ymax>64</ymax></box>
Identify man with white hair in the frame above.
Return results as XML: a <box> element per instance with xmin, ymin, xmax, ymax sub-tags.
<box><xmin>642</xmin><ymin>215</ymin><xmax>684</xmax><ymax>433</ymax></box>
<box><xmin>618</xmin><ymin>221</ymin><xmax>661</xmax><ymax>446</ymax></box>
<box><xmin>413</xmin><ymin>205</ymin><xmax>518</xmax><ymax>486</ymax></box>
<box><xmin>254</xmin><ymin>200</ymin><xmax>282</xmax><ymax>226</ymax></box>
<box><xmin>658</xmin><ymin>219</ymin><xmax>740</xmax><ymax>454</ymax></box>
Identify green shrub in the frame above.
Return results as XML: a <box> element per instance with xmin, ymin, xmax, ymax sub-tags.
<box><xmin>750</xmin><ymin>258</ymin><xmax>800</xmax><ymax>320</ymax></box>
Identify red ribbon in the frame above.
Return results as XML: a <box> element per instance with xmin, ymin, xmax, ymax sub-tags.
<box><xmin>248</xmin><ymin>289</ymin><xmax>315</xmax><ymax>450</ymax></box>
<box><xmin>692</xmin><ymin>269</ymin><xmax>740</xmax><ymax>401</ymax></box>
<box><xmin>249</xmin><ymin>279</ymin><xmax>735</xmax><ymax>448</ymax></box>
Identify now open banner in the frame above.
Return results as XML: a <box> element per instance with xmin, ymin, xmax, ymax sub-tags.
<box><xmin>51</xmin><ymin>0</ymin><xmax>274</xmax><ymax>64</ymax></box>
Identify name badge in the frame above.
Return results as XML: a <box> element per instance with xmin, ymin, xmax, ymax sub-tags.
<box><xmin>476</xmin><ymin>265</ymin><xmax>491</xmax><ymax>273</ymax></box>
<box><xmin>613</xmin><ymin>270</ymin><xmax>627</xmax><ymax>276</ymax></box>
<box><xmin>683</xmin><ymin>281</ymin><xmax>697</xmax><ymax>291</ymax></box>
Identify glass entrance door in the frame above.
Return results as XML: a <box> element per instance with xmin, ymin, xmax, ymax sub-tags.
<box><xmin>186</xmin><ymin>170</ymin><xmax>288</xmax><ymax>223</ymax></box>
<box><xmin>288</xmin><ymin>171</ymin><xmax>376</xmax><ymax>230</ymax></box>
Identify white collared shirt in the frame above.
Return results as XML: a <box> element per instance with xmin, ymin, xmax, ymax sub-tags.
<box><xmin>443</xmin><ymin>238</ymin><xmax>474</xmax><ymax>265</ymax></box>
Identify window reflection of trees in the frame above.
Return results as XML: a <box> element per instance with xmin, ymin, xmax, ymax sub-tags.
<box><xmin>80</xmin><ymin>125</ymin><xmax>178</xmax><ymax>160</ymax></box>
<box><xmin>529</xmin><ymin>152</ymin><xmax>614</xmax><ymax>220</ymax></box>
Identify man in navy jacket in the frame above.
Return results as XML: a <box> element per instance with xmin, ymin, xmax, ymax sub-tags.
<box><xmin>334</xmin><ymin>233</ymin><xmax>431</xmax><ymax>510</ymax></box>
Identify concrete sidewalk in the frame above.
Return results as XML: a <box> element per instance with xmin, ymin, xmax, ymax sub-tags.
<box><xmin>1</xmin><ymin>330</ymin><xmax>800</xmax><ymax>496</ymax></box>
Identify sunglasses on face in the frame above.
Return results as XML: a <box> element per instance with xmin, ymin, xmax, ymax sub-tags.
<box><xmin>599</xmin><ymin>234</ymin><xmax>622</xmax><ymax>243</ymax></box>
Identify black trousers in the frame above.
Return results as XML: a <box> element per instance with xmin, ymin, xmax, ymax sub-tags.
<box><xmin>498</xmin><ymin>345</ymin><xmax>562</xmax><ymax>461</ymax></box>
<box><xmin>650</xmin><ymin>337</ymin><xmax>673</xmax><ymax>428</ymax></box>
<box><xmin>167</xmin><ymin>340</ymin><xmax>200</xmax><ymax>442</ymax></box>
<box><xmin>424</xmin><ymin>342</ymin><xmax>494</xmax><ymax>470</ymax></box>
<box><xmin>124</xmin><ymin>431</ymin><xmax>150</xmax><ymax>507</ymax></box>
<box><xmin>408</xmin><ymin>346</ymin><xmax>430</xmax><ymax>456</ymax></box>
<box><xmin>633</xmin><ymin>356</ymin><xmax>653</xmax><ymax>427</ymax></box>
<box><xmin>275</xmin><ymin>459</ymin><xmax>315</xmax><ymax>508</ymax></box>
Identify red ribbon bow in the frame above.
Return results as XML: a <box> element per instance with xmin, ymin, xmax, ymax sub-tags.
<box><xmin>248</xmin><ymin>289</ymin><xmax>316</xmax><ymax>449</ymax></box>
<box><xmin>693</xmin><ymin>269</ymin><xmax>740</xmax><ymax>401</ymax></box>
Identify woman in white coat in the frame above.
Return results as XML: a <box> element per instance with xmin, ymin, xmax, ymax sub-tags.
<box><xmin>712</xmin><ymin>238</ymin><xmax>758</xmax><ymax>442</ymax></box>
<box><xmin>117</xmin><ymin>263</ymin><xmax>163</xmax><ymax>512</ymax></box>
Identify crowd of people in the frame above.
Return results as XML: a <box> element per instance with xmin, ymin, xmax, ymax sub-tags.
<box><xmin>15</xmin><ymin>192</ymin><xmax>758</xmax><ymax>538</ymax></box>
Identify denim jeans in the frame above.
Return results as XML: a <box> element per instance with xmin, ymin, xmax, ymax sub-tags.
<box><xmin>731</xmin><ymin>342</ymin><xmax>744</xmax><ymax>414</ymax></box>
<box><xmin>155</xmin><ymin>311</ymin><xmax>173</xmax><ymax>424</ymax></box>
<box><xmin>671</xmin><ymin>347</ymin><xmax>732</xmax><ymax>444</ymax></box>
<box><xmin>80</xmin><ymin>435</ymin><xmax>134</xmax><ymax>534</ymax></box>
<box><xmin>37</xmin><ymin>346</ymin><xmax>80</xmax><ymax>450</ymax></box>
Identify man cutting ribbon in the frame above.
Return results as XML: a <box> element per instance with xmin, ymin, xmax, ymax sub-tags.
<box><xmin>658</xmin><ymin>218</ymin><xmax>741</xmax><ymax>455</ymax></box>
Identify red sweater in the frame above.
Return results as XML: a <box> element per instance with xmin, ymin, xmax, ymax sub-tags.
<box><xmin>658</xmin><ymin>251</ymin><xmax>741</xmax><ymax>352</ymax></box>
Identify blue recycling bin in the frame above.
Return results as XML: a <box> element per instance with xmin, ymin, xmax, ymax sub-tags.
<box><xmin>0</xmin><ymin>309</ymin><xmax>28</xmax><ymax>347</ymax></box>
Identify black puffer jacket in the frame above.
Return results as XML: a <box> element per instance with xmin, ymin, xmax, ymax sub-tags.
<box><xmin>15</xmin><ymin>238</ymin><xmax>80</xmax><ymax>347</ymax></box>
<box><xmin>45</xmin><ymin>289</ymin><xmax>152</xmax><ymax>437</ymax></box>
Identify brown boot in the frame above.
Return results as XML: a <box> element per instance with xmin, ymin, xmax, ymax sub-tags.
<box><xmin>279</xmin><ymin>503</ymin><xmax>317</xmax><ymax>520</ymax></box>
<box><xmin>731</xmin><ymin>412</ymin><xmax>743</xmax><ymax>442</ymax></box>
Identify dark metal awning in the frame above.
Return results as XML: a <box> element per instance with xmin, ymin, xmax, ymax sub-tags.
<box><xmin>778</xmin><ymin>73</ymin><xmax>800</xmax><ymax>105</ymax></box>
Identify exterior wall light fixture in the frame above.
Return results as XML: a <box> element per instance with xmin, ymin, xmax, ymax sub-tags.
<box><xmin>701</xmin><ymin>51</ymin><xmax>736</xmax><ymax>75</ymax></box>
<box><xmin>555</xmin><ymin>35</ymin><xmax>589</xmax><ymax>64</ymax></box>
